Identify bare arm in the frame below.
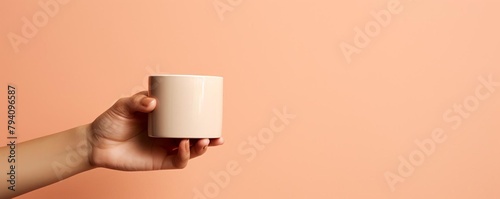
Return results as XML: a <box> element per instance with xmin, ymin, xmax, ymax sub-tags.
<box><xmin>0</xmin><ymin>125</ymin><xmax>93</xmax><ymax>198</ymax></box>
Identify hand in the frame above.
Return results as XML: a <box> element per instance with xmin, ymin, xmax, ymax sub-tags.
<box><xmin>87</xmin><ymin>91</ymin><xmax>223</xmax><ymax>171</ymax></box>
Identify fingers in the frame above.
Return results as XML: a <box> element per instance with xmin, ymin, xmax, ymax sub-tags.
<box><xmin>111</xmin><ymin>91</ymin><xmax>156</xmax><ymax>119</ymax></box>
<box><xmin>168</xmin><ymin>139</ymin><xmax>190</xmax><ymax>169</ymax></box>
<box><xmin>208</xmin><ymin>137</ymin><xmax>224</xmax><ymax>146</ymax></box>
<box><xmin>160</xmin><ymin>138</ymin><xmax>220</xmax><ymax>169</ymax></box>
<box><xmin>129</xmin><ymin>91</ymin><xmax>156</xmax><ymax>113</ymax></box>
<box><xmin>189</xmin><ymin>139</ymin><xmax>210</xmax><ymax>159</ymax></box>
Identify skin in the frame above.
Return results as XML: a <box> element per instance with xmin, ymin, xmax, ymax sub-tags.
<box><xmin>0</xmin><ymin>91</ymin><xmax>223</xmax><ymax>198</ymax></box>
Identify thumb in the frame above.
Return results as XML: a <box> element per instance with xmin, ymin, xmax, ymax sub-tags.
<box><xmin>111</xmin><ymin>91</ymin><xmax>156</xmax><ymax>119</ymax></box>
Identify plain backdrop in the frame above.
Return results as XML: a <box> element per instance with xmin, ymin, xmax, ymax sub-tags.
<box><xmin>1</xmin><ymin>0</ymin><xmax>499</xmax><ymax>198</ymax></box>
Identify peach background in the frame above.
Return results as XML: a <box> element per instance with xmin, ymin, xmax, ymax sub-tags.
<box><xmin>1</xmin><ymin>0</ymin><xmax>500</xmax><ymax>198</ymax></box>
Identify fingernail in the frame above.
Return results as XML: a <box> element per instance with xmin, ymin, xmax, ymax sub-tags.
<box><xmin>141</xmin><ymin>97</ymin><xmax>154</xmax><ymax>107</ymax></box>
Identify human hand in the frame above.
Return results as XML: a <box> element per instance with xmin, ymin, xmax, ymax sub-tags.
<box><xmin>87</xmin><ymin>91</ymin><xmax>223</xmax><ymax>171</ymax></box>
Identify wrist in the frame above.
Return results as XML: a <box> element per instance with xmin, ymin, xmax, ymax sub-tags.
<box><xmin>41</xmin><ymin>124</ymin><xmax>95</xmax><ymax>181</ymax></box>
<box><xmin>81</xmin><ymin>123</ymin><xmax>98</xmax><ymax>169</ymax></box>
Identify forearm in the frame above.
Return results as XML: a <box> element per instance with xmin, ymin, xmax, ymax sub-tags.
<box><xmin>0</xmin><ymin>124</ymin><xmax>94</xmax><ymax>198</ymax></box>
